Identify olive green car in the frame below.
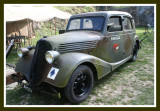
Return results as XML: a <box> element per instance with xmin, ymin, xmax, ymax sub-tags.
<box><xmin>13</xmin><ymin>11</ymin><xmax>140</xmax><ymax>104</ymax></box>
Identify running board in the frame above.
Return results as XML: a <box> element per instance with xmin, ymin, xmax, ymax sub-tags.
<box><xmin>110</xmin><ymin>55</ymin><xmax>132</xmax><ymax>71</ymax></box>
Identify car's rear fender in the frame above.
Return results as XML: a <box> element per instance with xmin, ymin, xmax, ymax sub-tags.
<box><xmin>134</xmin><ymin>34</ymin><xmax>140</xmax><ymax>49</ymax></box>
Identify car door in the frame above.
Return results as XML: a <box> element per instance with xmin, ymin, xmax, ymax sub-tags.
<box><xmin>122</xmin><ymin>16</ymin><xmax>134</xmax><ymax>58</ymax></box>
<box><xmin>101</xmin><ymin>16</ymin><xmax>134</xmax><ymax>63</ymax></box>
<box><xmin>101</xmin><ymin>16</ymin><xmax>124</xmax><ymax>63</ymax></box>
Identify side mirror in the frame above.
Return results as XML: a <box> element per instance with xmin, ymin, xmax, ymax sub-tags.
<box><xmin>43</xmin><ymin>36</ymin><xmax>48</xmax><ymax>38</ymax></box>
<box><xmin>59</xmin><ymin>30</ymin><xmax>65</xmax><ymax>34</ymax></box>
<box><xmin>107</xmin><ymin>25</ymin><xmax>122</xmax><ymax>32</ymax></box>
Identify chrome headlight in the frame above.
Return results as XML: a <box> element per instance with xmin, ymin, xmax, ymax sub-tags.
<box><xmin>45</xmin><ymin>51</ymin><xmax>60</xmax><ymax>64</ymax></box>
<box><xmin>17</xmin><ymin>48</ymin><xmax>29</xmax><ymax>58</ymax></box>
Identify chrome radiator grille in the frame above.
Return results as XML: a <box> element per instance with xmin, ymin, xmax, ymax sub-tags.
<box><xmin>29</xmin><ymin>39</ymin><xmax>52</xmax><ymax>85</ymax></box>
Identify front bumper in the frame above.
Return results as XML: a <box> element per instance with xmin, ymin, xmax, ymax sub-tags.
<box><xmin>11</xmin><ymin>73</ymin><xmax>59</xmax><ymax>94</ymax></box>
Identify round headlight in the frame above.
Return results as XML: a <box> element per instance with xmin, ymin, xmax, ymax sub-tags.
<box><xmin>17</xmin><ymin>48</ymin><xmax>29</xmax><ymax>58</ymax></box>
<box><xmin>45</xmin><ymin>51</ymin><xmax>60</xmax><ymax>64</ymax></box>
<box><xmin>45</xmin><ymin>52</ymin><xmax>54</xmax><ymax>64</ymax></box>
<box><xmin>17</xmin><ymin>48</ymin><xmax>23</xmax><ymax>58</ymax></box>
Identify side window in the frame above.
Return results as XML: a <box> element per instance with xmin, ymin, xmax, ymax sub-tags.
<box><xmin>107</xmin><ymin>16</ymin><xmax>122</xmax><ymax>32</ymax></box>
<box><xmin>123</xmin><ymin>17</ymin><xmax>132</xmax><ymax>30</ymax></box>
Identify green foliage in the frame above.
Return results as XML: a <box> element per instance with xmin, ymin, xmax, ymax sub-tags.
<box><xmin>6</xmin><ymin>49</ymin><xmax>19</xmax><ymax>65</ymax></box>
<box><xmin>54</xmin><ymin>6</ymin><xmax>96</xmax><ymax>14</ymax></box>
<box><xmin>83</xmin><ymin>6</ymin><xmax>96</xmax><ymax>12</ymax></box>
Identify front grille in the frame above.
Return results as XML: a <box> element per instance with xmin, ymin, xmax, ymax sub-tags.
<box><xmin>29</xmin><ymin>39</ymin><xmax>52</xmax><ymax>85</ymax></box>
<box><xmin>58</xmin><ymin>41</ymin><xmax>98</xmax><ymax>53</ymax></box>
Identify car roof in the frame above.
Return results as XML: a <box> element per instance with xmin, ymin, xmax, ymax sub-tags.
<box><xmin>70</xmin><ymin>11</ymin><xmax>132</xmax><ymax>18</ymax></box>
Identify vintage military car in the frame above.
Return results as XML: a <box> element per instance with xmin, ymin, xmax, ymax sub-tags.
<box><xmin>13</xmin><ymin>11</ymin><xmax>140</xmax><ymax>103</ymax></box>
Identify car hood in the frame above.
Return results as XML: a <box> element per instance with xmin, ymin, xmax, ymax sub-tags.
<box><xmin>43</xmin><ymin>31</ymin><xmax>101</xmax><ymax>53</ymax></box>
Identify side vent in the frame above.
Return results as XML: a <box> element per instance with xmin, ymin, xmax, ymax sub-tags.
<box><xmin>58</xmin><ymin>41</ymin><xmax>98</xmax><ymax>53</ymax></box>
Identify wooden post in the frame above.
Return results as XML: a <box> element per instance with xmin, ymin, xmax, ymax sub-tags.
<box><xmin>6</xmin><ymin>39</ymin><xmax>14</xmax><ymax>58</ymax></box>
<box><xmin>51</xmin><ymin>20</ymin><xmax>52</xmax><ymax>36</ymax></box>
<box><xmin>27</xmin><ymin>19</ymin><xmax>32</xmax><ymax>46</ymax></box>
<box><xmin>54</xmin><ymin>18</ymin><xmax>56</xmax><ymax>35</ymax></box>
<box><xmin>27</xmin><ymin>19</ymin><xmax>30</xmax><ymax>46</ymax></box>
<box><xmin>30</xmin><ymin>20</ymin><xmax>33</xmax><ymax>45</ymax></box>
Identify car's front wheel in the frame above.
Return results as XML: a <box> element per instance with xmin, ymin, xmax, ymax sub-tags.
<box><xmin>63</xmin><ymin>65</ymin><xmax>94</xmax><ymax>104</ymax></box>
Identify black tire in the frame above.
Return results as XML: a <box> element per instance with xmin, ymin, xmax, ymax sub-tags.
<box><xmin>64</xmin><ymin>65</ymin><xmax>94</xmax><ymax>104</ymax></box>
<box><xmin>129</xmin><ymin>43</ymin><xmax>138</xmax><ymax>62</ymax></box>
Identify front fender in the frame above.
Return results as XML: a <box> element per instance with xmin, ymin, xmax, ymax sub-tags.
<box><xmin>15</xmin><ymin>49</ymin><xmax>35</xmax><ymax>80</ymax></box>
<box><xmin>43</xmin><ymin>52</ymin><xmax>112</xmax><ymax>88</ymax></box>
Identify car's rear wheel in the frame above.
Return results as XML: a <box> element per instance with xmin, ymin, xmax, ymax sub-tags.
<box><xmin>129</xmin><ymin>43</ymin><xmax>138</xmax><ymax>62</ymax></box>
<box><xmin>64</xmin><ymin>65</ymin><xmax>94</xmax><ymax>104</ymax></box>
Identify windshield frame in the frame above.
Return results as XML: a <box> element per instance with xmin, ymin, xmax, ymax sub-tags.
<box><xmin>66</xmin><ymin>16</ymin><xmax>105</xmax><ymax>32</ymax></box>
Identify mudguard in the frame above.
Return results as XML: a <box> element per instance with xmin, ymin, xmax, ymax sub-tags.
<box><xmin>15</xmin><ymin>49</ymin><xmax>35</xmax><ymax>80</ymax></box>
<box><xmin>43</xmin><ymin>52</ymin><xmax>112</xmax><ymax>88</ymax></box>
<box><xmin>15</xmin><ymin>51</ymin><xmax>131</xmax><ymax>88</ymax></box>
<box><xmin>134</xmin><ymin>34</ymin><xmax>140</xmax><ymax>49</ymax></box>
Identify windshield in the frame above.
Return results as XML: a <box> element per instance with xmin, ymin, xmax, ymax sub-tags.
<box><xmin>67</xmin><ymin>16</ymin><xmax>104</xmax><ymax>31</ymax></box>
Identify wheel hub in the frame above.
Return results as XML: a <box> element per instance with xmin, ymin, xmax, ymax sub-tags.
<box><xmin>73</xmin><ymin>73</ymin><xmax>88</xmax><ymax>96</ymax></box>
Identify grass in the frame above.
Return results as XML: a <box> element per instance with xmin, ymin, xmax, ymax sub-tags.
<box><xmin>6</xmin><ymin>27</ymin><xmax>154</xmax><ymax>105</ymax></box>
<box><xmin>6</xmin><ymin>50</ymin><xmax>19</xmax><ymax>65</ymax></box>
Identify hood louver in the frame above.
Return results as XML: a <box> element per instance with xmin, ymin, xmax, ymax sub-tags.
<box><xmin>58</xmin><ymin>41</ymin><xmax>98</xmax><ymax>53</ymax></box>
